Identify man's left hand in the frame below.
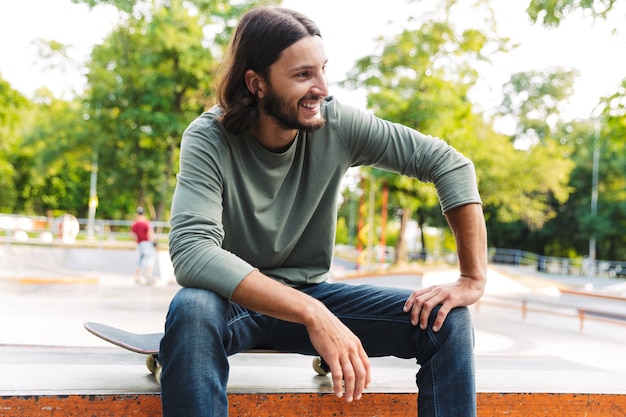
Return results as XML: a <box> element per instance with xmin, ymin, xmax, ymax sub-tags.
<box><xmin>403</xmin><ymin>275</ymin><xmax>485</xmax><ymax>332</ymax></box>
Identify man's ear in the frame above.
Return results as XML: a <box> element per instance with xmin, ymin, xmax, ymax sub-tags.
<box><xmin>244</xmin><ymin>70</ymin><xmax>267</xmax><ymax>99</ymax></box>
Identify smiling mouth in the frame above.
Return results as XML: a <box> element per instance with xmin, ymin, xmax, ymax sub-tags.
<box><xmin>300</xmin><ymin>98</ymin><xmax>323</xmax><ymax>110</ymax></box>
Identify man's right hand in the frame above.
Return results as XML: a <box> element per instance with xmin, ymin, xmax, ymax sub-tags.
<box><xmin>306</xmin><ymin>310</ymin><xmax>371</xmax><ymax>402</ymax></box>
<box><xmin>231</xmin><ymin>271</ymin><xmax>371</xmax><ymax>402</ymax></box>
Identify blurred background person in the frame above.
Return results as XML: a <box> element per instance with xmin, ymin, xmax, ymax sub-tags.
<box><xmin>131</xmin><ymin>206</ymin><xmax>156</xmax><ymax>285</ymax></box>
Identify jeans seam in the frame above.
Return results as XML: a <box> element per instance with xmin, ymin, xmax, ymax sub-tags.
<box><xmin>336</xmin><ymin>313</ymin><xmax>409</xmax><ymax>324</ymax></box>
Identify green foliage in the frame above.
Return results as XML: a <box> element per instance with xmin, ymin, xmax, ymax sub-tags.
<box><xmin>79</xmin><ymin>0</ymin><xmax>275</xmax><ymax>219</ymax></box>
<box><xmin>335</xmin><ymin>216</ymin><xmax>349</xmax><ymax>245</ymax></box>
<box><xmin>526</xmin><ymin>0</ymin><xmax>618</xmax><ymax>27</ymax></box>
<box><xmin>480</xmin><ymin>136</ymin><xmax>574</xmax><ymax>230</ymax></box>
<box><xmin>488</xmin><ymin>68</ymin><xmax>576</xmax><ymax>230</ymax></box>
<box><xmin>84</xmin><ymin>0</ymin><xmax>210</xmax><ymax>219</ymax></box>
<box><xmin>72</xmin><ymin>0</ymin><xmax>136</xmax><ymax>13</ymax></box>
<box><xmin>342</xmin><ymin>1</ymin><xmax>566</xmax><ymax>261</ymax></box>
<box><xmin>489</xmin><ymin>102</ymin><xmax>626</xmax><ymax>261</ymax></box>
<box><xmin>499</xmin><ymin>68</ymin><xmax>579</xmax><ymax>142</ymax></box>
<box><xmin>340</xmin><ymin>1</ymin><xmax>581</xmax><ymax>261</ymax></box>
<box><xmin>595</xmin><ymin>80</ymin><xmax>626</xmax><ymax>259</ymax></box>
<box><xmin>0</xmin><ymin>77</ymin><xmax>30</xmax><ymax>212</ymax></box>
<box><xmin>14</xmin><ymin>90</ymin><xmax>93</xmax><ymax>216</ymax></box>
<box><xmin>0</xmin><ymin>0</ymin><xmax>279</xmax><ymax>221</ymax></box>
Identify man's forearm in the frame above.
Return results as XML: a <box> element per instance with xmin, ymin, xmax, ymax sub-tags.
<box><xmin>445</xmin><ymin>203</ymin><xmax>488</xmax><ymax>293</ymax></box>
<box><xmin>231</xmin><ymin>270</ymin><xmax>323</xmax><ymax>326</ymax></box>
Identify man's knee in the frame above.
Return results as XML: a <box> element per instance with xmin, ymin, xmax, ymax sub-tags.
<box><xmin>443</xmin><ymin>306</ymin><xmax>472</xmax><ymax>327</ymax></box>
<box><xmin>415</xmin><ymin>306</ymin><xmax>474</xmax><ymax>365</ymax></box>
<box><xmin>167</xmin><ymin>288</ymin><xmax>228</xmax><ymax>328</ymax></box>
<box><xmin>430</xmin><ymin>306</ymin><xmax>474</xmax><ymax>346</ymax></box>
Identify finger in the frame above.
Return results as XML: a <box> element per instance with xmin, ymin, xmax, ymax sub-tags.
<box><xmin>362</xmin><ymin>349</ymin><xmax>371</xmax><ymax>388</ymax></box>
<box><xmin>406</xmin><ymin>293</ymin><xmax>425</xmax><ymax>326</ymax></box>
<box><xmin>412</xmin><ymin>292</ymin><xmax>434</xmax><ymax>327</ymax></box>
<box><xmin>419</xmin><ymin>293</ymin><xmax>444</xmax><ymax>330</ymax></box>
<box><xmin>330</xmin><ymin>361</ymin><xmax>345</xmax><ymax>399</ymax></box>
<box><xmin>352</xmin><ymin>350</ymin><xmax>370</xmax><ymax>401</ymax></box>
<box><xmin>402</xmin><ymin>294</ymin><xmax>414</xmax><ymax>313</ymax></box>
<box><xmin>342</xmin><ymin>359</ymin><xmax>356</xmax><ymax>402</ymax></box>
<box><xmin>431</xmin><ymin>303</ymin><xmax>451</xmax><ymax>332</ymax></box>
<box><xmin>403</xmin><ymin>288</ymin><xmax>429</xmax><ymax>314</ymax></box>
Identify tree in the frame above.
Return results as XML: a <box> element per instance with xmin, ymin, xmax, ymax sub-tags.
<box><xmin>521</xmin><ymin>0</ymin><xmax>626</xmax><ymax>258</ymax></box>
<box><xmin>84</xmin><ymin>1</ymin><xmax>206</xmax><ymax>219</ymax></box>
<box><xmin>341</xmin><ymin>0</ymin><xmax>574</xmax><ymax>261</ymax></box>
<box><xmin>526</xmin><ymin>0</ymin><xmax>619</xmax><ymax>27</ymax></box>
<box><xmin>16</xmin><ymin>89</ymin><xmax>94</xmax><ymax>216</ymax></box>
<box><xmin>499</xmin><ymin>68</ymin><xmax>579</xmax><ymax>146</ymax></box>
<box><xmin>491</xmin><ymin>68</ymin><xmax>576</xmax><ymax>231</ymax></box>
<box><xmin>505</xmin><ymin>78</ymin><xmax>626</xmax><ymax>260</ymax></box>
<box><xmin>0</xmin><ymin>76</ymin><xmax>30</xmax><ymax>212</ymax></box>
<box><xmin>341</xmin><ymin>15</ymin><xmax>483</xmax><ymax>262</ymax></box>
<box><xmin>595</xmin><ymin>80</ymin><xmax>626</xmax><ymax>259</ymax></box>
<box><xmin>80</xmin><ymin>0</ymin><xmax>277</xmax><ymax>220</ymax></box>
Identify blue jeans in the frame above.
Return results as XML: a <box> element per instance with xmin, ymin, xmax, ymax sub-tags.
<box><xmin>137</xmin><ymin>241</ymin><xmax>156</xmax><ymax>268</ymax></box>
<box><xmin>160</xmin><ymin>282</ymin><xmax>476</xmax><ymax>416</ymax></box>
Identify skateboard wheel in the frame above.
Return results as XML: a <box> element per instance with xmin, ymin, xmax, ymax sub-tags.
<box><xmin>155</xmin><ymin>365</ymin><xmax>162</xmax><ymax>385</ymax></box>
<box><xmin>312</xmin><ymin>356</ymin><xmax>330</xmax><ymax>376</ymax></box>
<box><xmin>146</xmin><ymin>355</ymin><xmax>158</xmax><ymax>374</ymax></box>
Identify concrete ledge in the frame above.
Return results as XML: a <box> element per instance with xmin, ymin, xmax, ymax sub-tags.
<box><xmin>2</xmin><ymin>392</ymin><xmax>626</xmax><ymax>416</ymax></box>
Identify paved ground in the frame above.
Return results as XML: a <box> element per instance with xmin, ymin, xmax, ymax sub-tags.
<box><xmin>1</xmin><ymin>246</ymin><xmax>625</xmax><ymax>396</ymax></box>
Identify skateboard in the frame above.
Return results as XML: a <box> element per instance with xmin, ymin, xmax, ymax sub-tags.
<box><xmin>84</xmin><ymin>322</ymin><xmax>163</xmax><ymax>382</ymax></box>
<box><xmin>83</xmin><ymin>321</ymin><xmax>330</xmax><ymax>384</ymax></box>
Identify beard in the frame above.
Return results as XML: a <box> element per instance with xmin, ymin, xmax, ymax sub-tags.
<box><xmin>261</xmin><ymin>88</ymin><xmax>326</xmax><ymax>133</ymax></box>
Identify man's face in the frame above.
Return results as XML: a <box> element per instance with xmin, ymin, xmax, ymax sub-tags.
<box><xmin>260</xmin><ymin>36</ymin><xmax>329</xmax><ymax>132</ymax></box>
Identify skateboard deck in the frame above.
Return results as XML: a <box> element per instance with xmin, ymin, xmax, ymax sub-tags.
<box><xmin>83</xmin><ymin>321</ymin><xmax>330</xmax><ymax>384</ymax></box>
<box><xmin>84</xmin><ymin>321</ymin><xmax>161</xmax><ymax>354</ymax></box>
<box><xmin>84</xmin><ymin>321</ymin><xmax>163</xmax><ymax>382</ymax></box>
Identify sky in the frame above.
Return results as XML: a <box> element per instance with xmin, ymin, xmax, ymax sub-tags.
<box><xmin>1</xmin><ymin>0</ymin><xmax>625</xmax><ymax>128</ymax></box>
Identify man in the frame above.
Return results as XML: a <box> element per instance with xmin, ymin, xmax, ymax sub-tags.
<box><xmin>161</xmin><ymin>6</ymin><xmax>487</xmax><ymax>417</ymax></box>
<box><xmin>131</xmin><ymin>206</ymin><xmax>156</xmax><ymax>285</ymax></box>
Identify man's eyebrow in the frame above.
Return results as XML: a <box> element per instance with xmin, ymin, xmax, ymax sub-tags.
<box><xmin>290</xmin><ymin>59</ymin><xmax>329</xmax><ymax>72</ymax></box>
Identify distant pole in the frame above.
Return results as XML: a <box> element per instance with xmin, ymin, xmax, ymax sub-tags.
<box><xmin>348</xmin><ymin>196</ymin><xmax>356</xmax><ymax>247</ymax></box>
<box><xmin>379</xmin><ymin>180</ymin><xmax>388</xmax><ymax>264</ymax></box>
<box><xmin>367</xmin><ymin>174</ymin><xmax>376</xmax><ymax>266</ymax></box>
<box><xmin>588</xmin><ymin>122</ymin><xmax>600</xmax><ymax>274</ymax></box>
<box><xmin>87</xmin><ymin>151</ymin><xmax>99</xmax><ymax>240</ymax></box>
<box><xmin>356</xmin><ymin>178</ymin><xmax>365</xmax><ymax>270</ymax></box>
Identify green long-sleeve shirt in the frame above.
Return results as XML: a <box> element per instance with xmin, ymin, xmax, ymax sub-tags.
<box><xmin>169</xmin><ymin>97</ymin><xmax>481</xmax><ymax>299</ymax></box>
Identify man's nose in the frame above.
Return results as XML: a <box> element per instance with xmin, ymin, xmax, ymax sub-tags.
<box><xmin>313</xmin><ymin>73</ymin><xmax>329</xmax><ymax>97</ymax></box>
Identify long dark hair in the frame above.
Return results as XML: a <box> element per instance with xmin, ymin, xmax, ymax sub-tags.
<box><xmin>217</xmin><ymin>7</ymin><xmax>322</xmax><ymax>134</ymax></box>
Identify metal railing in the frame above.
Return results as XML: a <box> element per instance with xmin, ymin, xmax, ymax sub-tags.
<box><xmin>2</xmin><ymin>214</ymin><xmax>626</xmax><ymax>278</ymax></box>
<box><xmin>489</xmin><ymin>248</ymin><xmax>626</xmax><ymax>279</ymax></box>
<box><xmin>0</xmin><ymin>213</ymin><xmax>170</xmax><ymax>246</ymax></box>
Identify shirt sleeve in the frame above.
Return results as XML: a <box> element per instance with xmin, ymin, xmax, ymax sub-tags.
<box><xmin>329</xmin><ymin>99</ymin><xmax>482</xmax><ymax>213</ymax></box>
<box><xmin>168</xmin><ymin>114</ymin><xmax>257</xmax><ymax>299</ymax></box>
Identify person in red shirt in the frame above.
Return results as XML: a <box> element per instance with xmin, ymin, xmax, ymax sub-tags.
<box><xmin>131</xmin><ymin>207</ymin><xmax>156</xmax><ymax>285</ymax></box>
